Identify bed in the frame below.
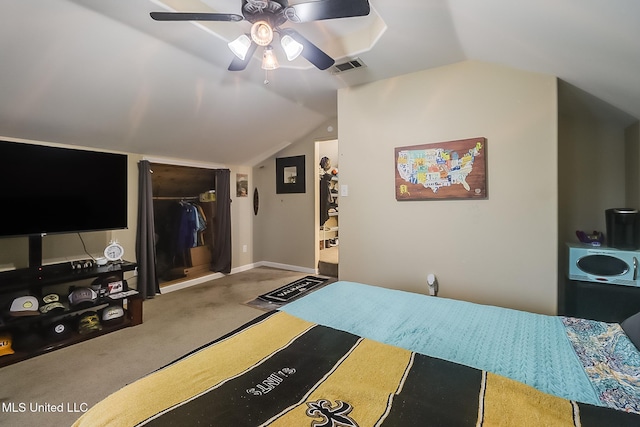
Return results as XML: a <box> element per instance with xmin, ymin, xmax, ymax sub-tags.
<box><xmin>74</xmin><ymin>281</ymin><xmax>640</xmax><ymax>426</ymax></box>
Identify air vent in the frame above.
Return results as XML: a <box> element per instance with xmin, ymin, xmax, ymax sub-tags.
<box><xmin>330</xmin><ymin>58</ymin><xmax>366</xmax><ymax>75</ymax></box>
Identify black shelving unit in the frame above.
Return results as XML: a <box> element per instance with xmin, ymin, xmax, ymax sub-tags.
<box><xmin>0</xmin><ymin>261</ymin><xmax>142</xmax><ymax>368</ymax></box>
<box><xmin>558</xmin><ymin>276</ymin><xmax>640</xmax><ymax>323</ymax></box>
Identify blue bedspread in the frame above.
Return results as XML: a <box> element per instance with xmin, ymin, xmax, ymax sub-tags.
<box><xmin>281</xmin><ymin>281</ymin><xmax>603</xmax><ymax>406</ymax></box>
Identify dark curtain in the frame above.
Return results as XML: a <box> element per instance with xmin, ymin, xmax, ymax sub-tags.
<box><xmin>135</xmin><ymin>160</ymin><xmax>160</xmax><ymax>299</ymax></box>
<box><xmin>211</xmin><ymin>169</ymin><xmax>232</xmax><ymax>274</ymax></box>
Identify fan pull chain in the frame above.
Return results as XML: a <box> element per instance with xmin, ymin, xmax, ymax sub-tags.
<box><xmin>264</xmin><ymin>69</ymin><xmax>270</xmax><ymax>85</ymax></box>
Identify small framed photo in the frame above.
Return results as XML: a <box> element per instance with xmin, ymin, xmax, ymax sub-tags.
<box><xmin>276</xmin><ymin>155</ymin><xmax>305</xmax><ymax>194</ymax></box>
<box><xmin>236</xmin><ymin>174</ymin><xmax>248</xmax><ymax>197</ymax></box>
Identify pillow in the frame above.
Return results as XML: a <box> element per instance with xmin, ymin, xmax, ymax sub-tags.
<box><xmin>621</xmin><ymin>311</ymin><xmax>640</xmax><ymax>351</ymax></box>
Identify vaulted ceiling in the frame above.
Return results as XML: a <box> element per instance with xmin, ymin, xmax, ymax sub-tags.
<box><xmin>1</xmin><ymin>0</ymin><xmax>638</xmax><ymax>165</ymax></box>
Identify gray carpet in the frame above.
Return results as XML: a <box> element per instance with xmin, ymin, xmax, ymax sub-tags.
<box><xmin>0</xmin><ymin>267</ymin><xmax>307</xmax><ymax>427</ymax></box>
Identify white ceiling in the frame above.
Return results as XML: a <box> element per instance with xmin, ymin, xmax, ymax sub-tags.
<box><xmin>1</xmin><ymin>0</ymin><xmax>639</xmax><ymax>165</ymax></box>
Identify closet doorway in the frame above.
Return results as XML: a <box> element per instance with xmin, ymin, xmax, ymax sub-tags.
<box><xmin>150</xmin><ymin>163</ymin><xmax>217</xmax><ymax>287</ymax></box>
<box><xmin>316</xmin><ymin>139</ymin><xmax>339</xmax><ymax>277</ymax></box>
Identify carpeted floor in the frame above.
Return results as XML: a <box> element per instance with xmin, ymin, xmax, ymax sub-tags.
<box><xmin>0</xmin><ymin>267</ymin><xmax>307</xmax><ymax>427</ymax></box>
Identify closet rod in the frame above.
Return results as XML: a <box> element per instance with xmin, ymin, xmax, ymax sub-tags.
<box><xmin>152</xmin><ymin>196</ymin><xmax>199</xmax><ymax>200</ymax></box>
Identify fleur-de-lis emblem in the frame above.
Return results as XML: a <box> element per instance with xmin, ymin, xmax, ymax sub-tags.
<box><xmin>246</xmin><ymin>388</ymin><xmax>262</xmax><ymax>396</ymax></box>
<box><xmin>305</xmin><ymin>399</ymin><xmax>358</xmax><ymax>427</ymax></box>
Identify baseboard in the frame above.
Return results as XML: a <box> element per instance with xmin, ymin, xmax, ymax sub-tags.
<box><xmin>231</xmin><ymin>263</ymin><xmax>260</xmax><ymax>274</ymax></box>
<box><xmin>160</xmin><ymin>272</ymin><xmax>225</xmax><ymax>294</ymax></box>
<box><xmin>160</xmin><ymin>261</ymin><xmax>316</xmax><ymax>294</ymax></box>
<box><xmin>256</xmin><ymin>261</ymin><xmax>317</xmax><ymax>275</ymax></box>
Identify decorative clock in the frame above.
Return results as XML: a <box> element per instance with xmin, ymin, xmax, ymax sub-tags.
<box><xmin>104</xmin><ymin>241</ymin><xmax>124</xmax><ymax>262</ymax></box>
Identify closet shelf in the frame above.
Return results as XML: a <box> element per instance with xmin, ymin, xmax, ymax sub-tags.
<box><xmin>152</xmin><ymin>196</ymin><xmax>199</xmax><ymax>200</ymax></box>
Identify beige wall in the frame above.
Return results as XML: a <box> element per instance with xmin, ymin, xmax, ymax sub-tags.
<box><xmin>231</xmin><ymin>164</ymin><xmax>255</xmax><ymax>269</ymax></box>
<box><xmin>557</xmin><ymin>115</ymin><xmax>627</xmax><ymax>284</ymax></box>
<box><xmin>7</xmin><ymin>62</ymin><xmax>636</xmax><ymax>313</ymax></box>
<box><xmin>626</xmin><ymin>122</ymin><xmax>640</xmax><ymax>208</ymax></box>
<box><xmin>557</xmin><ymin>81</ymin><xmax>636</xmax><ymax>246</ymax></box>
<box><xmin>337</xmin><ymin>61</ymin><xmax>558</xmax><ymax>314</ymax></box>
<box><xmin>556</xmin><ymin>82</ymin><xmax>639</xmax><ymax>281</ymax></box>
<box><xmin>0</xmin><ymin>138</ymin><xmax>141</xmax><ymax>270</ymax></box>
<box><xmin>0</xmin><ymin>140</ymin><xmax>255</xmax><ymax>280</ymax></box>
<box><xmin>253</xmin><ymin>118</ymin><xmax>337</xmax><ymax>271</ymax></box>
<box><xmin>558</xmin><ymin>115</ymin><xmax>627</xmax><ymax>241</ymax></box>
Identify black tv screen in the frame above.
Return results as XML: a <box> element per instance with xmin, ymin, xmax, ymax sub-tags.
<box><xmin>0</xmin><ymin>140</ymin><xmax>128</xmax><ymax>237</ymax></box>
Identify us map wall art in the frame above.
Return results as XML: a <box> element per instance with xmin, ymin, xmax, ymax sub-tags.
<box><xmin>395</xmin><ymin>137</ymin><xmax>487</xmax><ymax>201</ymax></box>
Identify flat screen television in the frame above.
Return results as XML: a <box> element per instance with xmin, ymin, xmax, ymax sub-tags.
<box><xmin>0</xmin><ymin>140</ymin><xmax>128</xmax><ymax>239</ymax></box>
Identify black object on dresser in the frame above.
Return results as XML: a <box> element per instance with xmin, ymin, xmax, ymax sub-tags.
<box><xmin>0</xmin><ymin>261</ymin><xmax>141</xmax><ymax>367</ymax></box>
<box><xmin>559</xmin><ymin>277</ymin><xmax>640</xmax><ymax>323</ymax></box>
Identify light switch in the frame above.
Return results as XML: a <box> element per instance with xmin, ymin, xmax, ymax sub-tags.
<box><xmin>340</xmin><ymin>184</ymin><xmax>348</xmax><ymax>197</ymax></box>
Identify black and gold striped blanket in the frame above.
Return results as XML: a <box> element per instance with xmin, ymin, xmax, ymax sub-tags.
<box><xmin>74</xmin><ymin>311</ymin><xmax>639</xmax><ymax>426</ymax></box>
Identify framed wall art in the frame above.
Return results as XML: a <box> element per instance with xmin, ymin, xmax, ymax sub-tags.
<box><xmin>236</xmin><ymin>173</ymin><xmax>248</xmax><ymax>197</ymax></box>
<box><xmin>395</xmin><ymin>137</ymin><xmax>487</xmax><ymax>201</ymax></box>
<box><xmin>276</xmin><ymin>155</ymin><xmax>305</xmax><ymax>194</ymax></box>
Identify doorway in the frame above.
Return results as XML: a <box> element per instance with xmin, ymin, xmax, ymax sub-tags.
<box><xmin>316</xmin><ymin>139</ymin><xmax>339</xmax><ymax>277</ymax></box>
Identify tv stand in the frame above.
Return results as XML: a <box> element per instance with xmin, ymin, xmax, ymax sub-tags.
<box><xmin>0</xmin><ymin>260</ymin><xmax>141</xmax><ymax>368</ymax></box>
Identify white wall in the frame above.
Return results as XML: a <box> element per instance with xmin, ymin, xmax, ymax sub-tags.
<box><xmin>337</xmin><ymin>61</ymin><xmax>558</xmax><ymax>314</ymax></box>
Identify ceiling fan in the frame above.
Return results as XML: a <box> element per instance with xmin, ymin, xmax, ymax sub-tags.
<box><xmin>150</xmin><ymin>0</ymin><xmax>371</xmax><ymax>72</ymax></box>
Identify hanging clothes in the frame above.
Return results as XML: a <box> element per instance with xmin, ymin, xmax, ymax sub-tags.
<box><xmin>320</xmin><ymin>173</ymin><xmax>333</xmax><ymax>226</ymax></box>
<box><xmin>168</xmin><ymin>201</ymin><xmax>208</xmax><ymax>266</ymax></box>
<box><xmin>193</xmin><ymin>203</ymin><xmax>208</xmax><ymax>246</ymax></box>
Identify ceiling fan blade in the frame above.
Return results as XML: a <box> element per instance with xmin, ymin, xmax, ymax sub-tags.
<box><xmin>228</xmin><ymin>41</ymin><xmax>258</xmax><ymax>72</ymax></box>
<box><xmin>150</xmin><ymin>12</ymin><xmax>243</xmax><ymax>22</ymax></box>
<box><xmin>283</xmin><ymin>0</ymin><xmax>370</xmax><ymax>23</ymax></box>
<box><xmin>281</xmin><ymin>29</ymin><xmax>335</xmax><ymax>70</ymax></box>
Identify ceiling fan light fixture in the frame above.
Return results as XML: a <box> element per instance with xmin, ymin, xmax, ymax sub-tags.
<box><xmin>261</xmin><ymin>46</ymin><xmax>279</xmax><ymax>70</ymax></box>
<box><xmin>228</xmin><ymin>34</ymin><xmax>251</xmax><ymax>60</ymax></box>
<box><xmin>250</xmin><ymin>20</ymin><xmax>274</xmax><ymax>46</ymax></box>
<box><xmin>280</xmin><ymin>34</ymin><xmax>304</xmax><ymax>61</ymax></box>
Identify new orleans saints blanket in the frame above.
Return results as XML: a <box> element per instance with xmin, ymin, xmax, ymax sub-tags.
<box><xmin>74</xmin><ymin>311</ymin><xmax>639</xmax><ymax>427</ymax></box>
<box><xmin>281</xmin><ymin>281</ymin><xmax>640</xmax><ymax>410</ymax></box>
